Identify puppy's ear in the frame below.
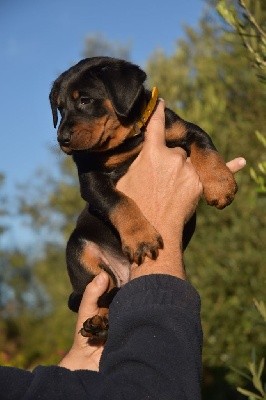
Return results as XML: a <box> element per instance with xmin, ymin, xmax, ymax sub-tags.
<box><xmin>97</xmin><ymin>61</ymin><xmax>147</xmax><ymax>118</ymax></box>
<box><xmin>49</xmin><ymin>83</ymin><xmax>59</xmax><ymax>128</ymax></box>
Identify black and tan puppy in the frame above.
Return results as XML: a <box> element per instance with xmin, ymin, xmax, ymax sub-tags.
<box><xmin>50</xmin><ymin>56</ymin><xmax>237</xmax><ymax>343</ymax></box>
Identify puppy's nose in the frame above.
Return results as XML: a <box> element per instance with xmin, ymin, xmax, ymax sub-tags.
<box><xmin>57</xmin><ymin>132</ymin><xmax>72</xmax><ymax>145</ymax></box>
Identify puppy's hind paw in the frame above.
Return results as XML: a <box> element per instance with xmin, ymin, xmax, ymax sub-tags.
<box><xmin>79</xmin><ymin>314</ymin><xmax>109</xmax><ymax>345</ymax></box>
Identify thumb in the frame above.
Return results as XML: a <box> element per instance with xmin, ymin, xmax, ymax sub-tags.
<box><xmin>144</xmin><ymin>99</ymin><xmax>166</xmax><ymax>149</ymax></box>
<box><xmin>226</xmin><ymin>157</ymin><xmax>246</xmax><ymax>174</ymax></box>
<box><xmin>77</xmin><ymin>272</ymin><xmax>109</xmax><ymax>322</ymax></box>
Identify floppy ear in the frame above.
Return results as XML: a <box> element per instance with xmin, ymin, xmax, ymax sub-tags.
<box><xmin>96</xmin><ymin>61</ymin><xmax>147</xmax><ymax>118</ymax></box>
<box><xmin>49</xmin><ymin>83</ymin><xmax>59</xmax><ymax>128</ymax></box>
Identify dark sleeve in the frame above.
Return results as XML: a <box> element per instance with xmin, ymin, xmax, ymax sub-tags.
<box><xmin>0</xmin><ymin>275</ymin><xmax>202</xmax><ymax>400</ymax></box>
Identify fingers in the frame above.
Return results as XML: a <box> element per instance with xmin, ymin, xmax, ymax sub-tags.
<box><xmin>144</xmin><ymin>99</ymin><xmax>166</xmax><ymax>148</ymax></box>
<box><xmin>144</xmin><ymin>100</ymin><xmax>187</xmax><ymax>161</ymax></box>
<box><xmin>77</xmin><ymin>271</ymin><xmax>109</xmax><ymax>322</ymax></box>
<box><xmin>226</xmin><ymin>157</ymin><xmax>246</xmax><ymax>174</ymax></box>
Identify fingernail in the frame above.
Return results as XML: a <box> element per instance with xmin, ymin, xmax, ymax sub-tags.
<box><xmin>94</xmin><ymin>272</ymin><xmax>107</xmax><ymax>286</ymax></box>
<box><xmin>238</xmin><ymin>158</ymin><xmax>246</xmax><ymax>167</ymax></box>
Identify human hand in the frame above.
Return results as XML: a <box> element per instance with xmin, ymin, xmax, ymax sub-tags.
<box><xmin>59</xmin><ymin>271</ymin><xmax>109</xmax><ymax>371</ymax></box>
<box><xmin>117</xmin><ymin>100</ymin><xmax>202</xmax><ymax>279</ymax></box>
<box><xmin>118</xmin><ymin>100</ymin><xmax>203</xmax><ymax>240</ymax></box>
<box><xmin>117</xmin><ymin>100</ymin><xmax>246</xmax><ymax>280</ymax></box>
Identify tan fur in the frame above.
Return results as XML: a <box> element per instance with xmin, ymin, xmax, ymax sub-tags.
<box><xmin>72</xmin><ymin>90</ymin><xmax>80</xmax><ymax>100</ymax></box>
<box><xmin>165</xmin><ymin>122</ymin><xmax>187</xmax><ymax>141</ymax></box>
<box><xmin>190</xmin><ymin>143</ymin><xmax>237</xmax><ymax>208</ymax></box>
<box><xmin>109</xmin><ymin>197</ymin><xmax>162</xmax><ymax>263</ymax></box>
<box><xmin>104</xmin><ymin>143</ymin><xmax>143</xmax><ymax>168</ymax></box>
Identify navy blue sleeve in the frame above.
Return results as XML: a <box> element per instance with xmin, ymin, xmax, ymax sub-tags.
<box><xmin>0</xmin><ymin>275</ymin><xmax>202</xmax><ymax>400</ymax></box>
<box><xmin>99</xmin><ymin>275</ymin><xmax>202</xmax><ymax>399</ymax></box>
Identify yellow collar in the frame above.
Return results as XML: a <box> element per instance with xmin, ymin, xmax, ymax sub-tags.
<box><xmin>136</xmin><ymin>87</ymin><xmax>159</xmax><ymax>129</ymax></box>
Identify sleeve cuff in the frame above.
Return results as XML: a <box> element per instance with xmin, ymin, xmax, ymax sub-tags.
<box><xmin>110</xmin><ymin>274</ymin><xmax>201</xmax><ymax>316</ymax></box>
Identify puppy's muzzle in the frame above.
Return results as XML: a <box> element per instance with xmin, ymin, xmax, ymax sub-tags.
<box><xmin>57</xmin><ymin>131</ymin><xmax>72</xmax><ymax>146</ymax></box>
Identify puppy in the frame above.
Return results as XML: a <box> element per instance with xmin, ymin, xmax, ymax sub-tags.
<box><xmin>50</xmin><ymin>56</ymin><xmax>237</xmax><ymax>343</ymax></box>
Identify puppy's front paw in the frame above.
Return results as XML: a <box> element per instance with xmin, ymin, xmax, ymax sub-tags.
<box><xmin>110</xmin><ymin>198</ymin><xmax>163</xmax><ymax>265</ymax></box>
<box><xmin>121</xmin><ymin>222</ymin><xmax>163</xmax><ymax>265</ymax></box>
<box><xmin>79</xmin><ymin>314</ymin><xmax>109</xmax><ymax>345</ymax></box>
<box><xmin>203</xmin><ymin>167</ymin><xmax>237</xmax><ymax>209</ymax></box>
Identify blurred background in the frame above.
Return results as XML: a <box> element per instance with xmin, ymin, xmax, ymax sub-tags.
<box><xmin>0</xmin><ymin>0</ymin><xmax>265</xmax><ymax>398</ymax></box>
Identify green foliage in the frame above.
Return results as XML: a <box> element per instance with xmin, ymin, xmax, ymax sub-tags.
<box><xmin>0</xmin><ymin>156</ymin><xmax>80</xmax><ymax>368</ymax></box>
<box><xmin>217</xmin><ymin>0</ymin><xmax>266</xmax><ymax>198</ymax></box>
<box><xmin>232</xmin><ymin>300</ymin><xmax>266</xmax><ymax>399</ymax></box>
<box><xmin>236</xmin><ymin>358</ymin><xmax>265</xmax><ymax>399</ymax></box>
<box><xmin>0</xmin><ymin>249</ymin><xmax>54</xmax><ymax>368</ymax></box>
<box><xmin>0</xmin><ymin>244</ymin><xmax>76</xmax><ymax>368</ymax></box>
<box><xmin>254</xmin><ymin>299</ymin><xmax>266</xmax><ymax>322</ymax></box>
<box><xmin>217</xmin><ymin>0</ymin><xmax>266</xmax><ymax>82</ymax></box>
<box><xmin>250</xmin><ymin>132</ymin><xmax>266</xmax><ymax>194</ymax></box>
<box><xmin>216</xmin><ymin>2</ymin><xmax>266</xmax><ymax>398</ymax></box>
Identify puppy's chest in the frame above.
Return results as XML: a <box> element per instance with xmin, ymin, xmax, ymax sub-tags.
<box><xmin>73</xmin><ymin>142</ymin><xmax>143</xmax><ymax>180</ymax></box>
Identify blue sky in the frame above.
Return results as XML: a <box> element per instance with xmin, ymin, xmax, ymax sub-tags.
<box><xmin>1</xmin><ymin>0</ymin><xmax>206</xmax><ymax>247</ymax></box>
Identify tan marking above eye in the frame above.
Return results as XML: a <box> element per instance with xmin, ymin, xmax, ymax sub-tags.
<box><xmin>72</xmin><ymin>90</ymin><xmax>80</xmax><ymax>100</ymax></box>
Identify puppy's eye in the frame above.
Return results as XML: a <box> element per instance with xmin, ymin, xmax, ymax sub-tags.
<box><xmin>80</xmin><ymin>97</ymin><xmax>94</xmax><ymax>105</ymax></box>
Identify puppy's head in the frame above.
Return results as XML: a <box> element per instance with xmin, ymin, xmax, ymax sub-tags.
<box><xmin>49</xmin><ymin>57</ymin><xmax>147</xmax><ymax>154</ymax></box>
